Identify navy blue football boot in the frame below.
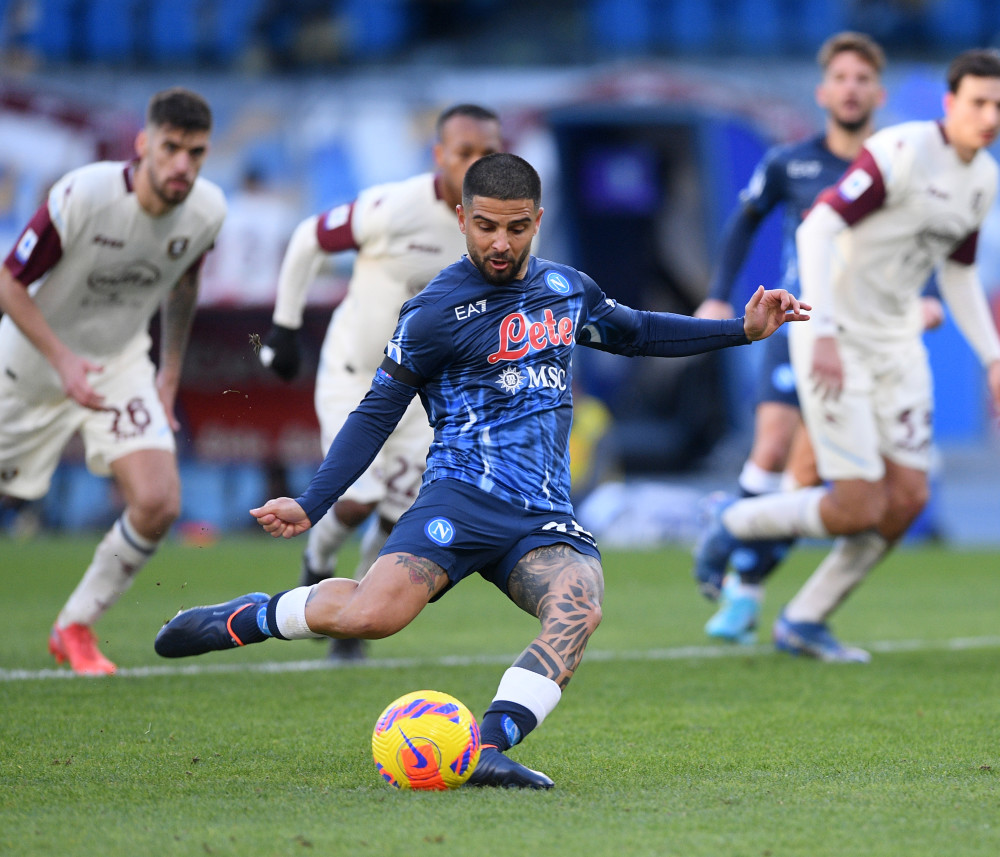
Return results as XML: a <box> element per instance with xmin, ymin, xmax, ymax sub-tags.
<box><xmin>155</xmin><ymin>592</ymin><xmax>270</xmax><ymax>658</ymax></box>
<box><xmin>465</xmin><ymin>747</ymin><xmax>555</xmax><ymax>789</ymax></box>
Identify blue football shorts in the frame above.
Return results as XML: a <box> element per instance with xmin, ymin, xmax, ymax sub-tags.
<box><xmin>755</xmin><ymin>325</ymin><xmax>799</xmax><ymax>408</ymax></box>
<box><xmin>380</xmin><ymin>477</ymin><xmax>602</xmax><ymax>601</ymax></box>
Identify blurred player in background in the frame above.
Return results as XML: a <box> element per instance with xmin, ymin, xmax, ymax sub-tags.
<box><xmin>156</xmin><ymin>152</ymin><xmax>810</xmax><ymax>788</ymax></box>
<box><xmin>692</xmin><ymin>32</ymin><xmax>893</xmax><ymax>641</ymax></box>
<box><xmin>696</xmin><ymin>48</ymin><xmax>1000</xmax><ymax>661</ymax></box>
<box><xmin>257</xmin><ymin>103</ymin><xmax>502</xmax><ymax>660</ymax></box>
<box><xmin>0</xmin><ymin>88</ymin><xmax>225</xmax><ymax>675</ymax></box>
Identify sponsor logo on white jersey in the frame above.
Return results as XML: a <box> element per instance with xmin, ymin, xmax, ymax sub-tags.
<box><xmin>838</xmin><ymin>168</ymin><xmax>873</xmax><ymax>202</ymax></box>
<box><xmin>323</xmin><ymin>204</ymin><xmax>351</xmax><ymax>231</ymax></box>
<box><xmin>14</xmin><ymin>228</ymin><xmax>37</xmax><ymax>264</ymax></box>
<box><xmin>87</xmin><ymin>261</ymin><xmax>160</xmax><ymax>295</ymax></box>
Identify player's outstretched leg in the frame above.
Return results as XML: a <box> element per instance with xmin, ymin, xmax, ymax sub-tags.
<box><xmin>154</xmin><ymin>593</ymin><xmax>270</xmax><ymax>658</ymax></box>
<box><xmin>772</xmin><ymin>609</ymin><xmax>870</xmax><ymax>663</ymax></box>
<box><xmin>465</xmin><ymin>746</ymin><xmax>554</xmax><ymax>789</ymax></box>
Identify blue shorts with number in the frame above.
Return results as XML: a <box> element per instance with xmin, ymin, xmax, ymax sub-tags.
<box><xmin>380</xmin><ymin>477</ymin><xmax>602</xmax><ymax>601</ymax></box>
<box><xmin>755</xmin><ymin>326</ymin><xmax>799</xmax><ymax>408</ymax></box>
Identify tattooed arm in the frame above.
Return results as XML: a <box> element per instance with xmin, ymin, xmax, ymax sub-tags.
<box><xmin>157</xmin><ymin>265</ymin><xmax>200</xmax><ymax>431</ymax></box>
<box><xmin>506</xmin><ymin>544</ymin><xmax>604</xmax><ymax>690</ymax></box>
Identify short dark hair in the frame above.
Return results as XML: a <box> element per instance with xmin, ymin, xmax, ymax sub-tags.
<box><xmin>436</xmin><ymin>103</ymin><xmax>500</xmax><ymax>139</ymax></box>
<box><xmin>462</xmin><ymin>153</ymin><xmax>541</xmax><ymax>209</ymax></box>
<box><xmin>947</xmin><ymin>48</ymin><xmax>1000</xmax><ymax>93</ymax></box>
<box><xmin>817</xmin><ymin>31</ymin><xmax>885</xmax><ymax>74</ymax></box>
<box><xmin>146</xmin><ymin>87</ymin><xmax>212</xmax><ymax>132</ymax></box>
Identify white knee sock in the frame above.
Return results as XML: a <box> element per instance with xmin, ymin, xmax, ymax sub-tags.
<box><xmin>271</xmin><ymin>586</ymin><xmax>324</xmax><ymax>639</ymax></box>
<box><xmin>722</xmin><ymin>486</ymin><xmax>830</xmax><ymax>541</ymax></box>
<box><xmin>738</xmin><ymin>460</ymin><xmax>783</xmax><ymax>496</ymax></box>
<box><xmin>353</xmin><ymin>519</ymin><xmax>391</xmax><ymax>580</ymax></box>
<box><xmin>492</xmin><ymin>667</ymin><xmax>562</xmax><ymax>729</ymax></box>
<box><xmin>784</xmin><ymin>530</ymin><xmax>890</xmax><ymax>623</ymax></box>
<box><xmin>305</xmin><ymin>508</ymin><xmax>355</xmax><ymax>573</ymax></box>
<box><xmin>58</xmin><ymin>514</ymin><xmax>159</xmax><ymax>627</ymax></box>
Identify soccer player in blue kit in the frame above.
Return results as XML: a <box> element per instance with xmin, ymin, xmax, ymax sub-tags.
<box><xmin>156</xmin><ymin>153</ymin><xmax>809</xmax><ymax>788</ymax></box>
<box><xmin>691</xmin><ymin>32</ymin><xmax>890</xmax><ymax>641</ymax></box>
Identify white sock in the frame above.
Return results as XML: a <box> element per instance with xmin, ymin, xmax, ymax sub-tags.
<box><xmin>272</xmin><ymin>586</ymin><xmax>324</xmax><ymax>639</ymax></box>
<box><xmin>305</xmin><ymin>508</ymin><xmax>355</xmax><ymax>573</ymax></box>
<box><xmin>58</xmin><ymin>514</ymin><xmax>159</xmax><ymax>627</ymax></box>
<box><xmin>722</xmin><ymin>486</ymin><xmax>830</xmax><ymax>541</ymax></box>
<box><xmin>738</xmin><ymin>460</ymin><xmax>783</xmax><ymax>496</ymax></box>
<box><xmin>784</xmin><ymin>531</ymin><xmax>890</xmax><ymax>623</ymax></box>
<box><xmin>492</xmin><ymin>667</ymin><xmax>562</xmax><ymax>728</ymax></box>
<box><xmin>353</xmin><ymin>518</ymin><xmax>391</xmax><ymax>580</ymax></box>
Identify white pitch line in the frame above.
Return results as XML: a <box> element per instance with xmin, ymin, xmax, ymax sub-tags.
<box><xmin>4</xmin><ymin>635</ymin><xmax>1000</xmax><ymax>682</ymax></box>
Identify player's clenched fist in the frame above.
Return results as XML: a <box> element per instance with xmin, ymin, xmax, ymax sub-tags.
<box><xmin>250</xmin><ymin>497</ymin><xmax>312</xmax><ymax>539</ymax></box>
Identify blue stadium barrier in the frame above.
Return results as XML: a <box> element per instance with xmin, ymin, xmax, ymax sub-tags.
<box><xmin>148</xmin><ymin>0</ymin><xmax>200</xmax><ymax>64</ymax></box>
<box><xmin>83</xmin><ymin>0</ymin><xmax>136</xmax><ymax>64</ymax></box>
<box><xmin>23</xmin><ymin>0</ymin><xmax>80</xmax><ymax>62</ymax></box>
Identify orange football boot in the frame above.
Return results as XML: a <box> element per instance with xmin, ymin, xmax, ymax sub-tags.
<box><xmin>49</xmin><ymin>623</ymin><xmax>117</xmax><ymax>675</ymax></box>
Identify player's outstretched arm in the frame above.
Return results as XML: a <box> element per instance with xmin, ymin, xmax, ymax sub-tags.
<box><xmin>742</xmin><ymin>285</ymin><xmax>811</xmax><ymax>341</ymax></box>
<box><xmin>250</xmin><ymin>497</ymin><xmax>312</xmax><ymax>539</ymax></box>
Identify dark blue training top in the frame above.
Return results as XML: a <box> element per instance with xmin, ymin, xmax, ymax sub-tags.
<box><xmin>708</xmin><ymin>134</ymin><xmax>849</xmax><ymax>302</ymax></box>
<box><xmin>297</xmin><ymin>255</ymin><xmax>749</xmax><ymax>523</ymax></box>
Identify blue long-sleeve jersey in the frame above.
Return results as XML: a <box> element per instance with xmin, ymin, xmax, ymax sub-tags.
<box><xmin>297</xmin><ymin>255</ymin><xmax>750</xmax><ymax>523</ymax></box>
<box><xmin>708</xmin><ymin>134</ymin><xmax>849</xmax><ymax>302</ymax></box>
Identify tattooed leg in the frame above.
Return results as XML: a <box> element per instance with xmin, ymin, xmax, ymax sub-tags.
<box><xmin>507</xmin><ymin>544</ymin><xmax>605</xmax><ymax>690</ymax></box>
<box><xmin>305</xmin><ymin>551</ymin><xmax>448</xmax><ymax>639</ymax></box>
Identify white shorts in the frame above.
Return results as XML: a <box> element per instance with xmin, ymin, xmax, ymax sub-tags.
<box><xmin>790</xmin><ymin>326</ymin><xmax>933</xmax><ymax>482</ymax></box>
<box><xmin>0</xmin><ymin>350</ymin><xmax>175</xmax><ymax>500</ymax></box>
<box><xmin>315</xmin><ymin>362</ymin><xmax>431</xmax><ymax>522</ymax></box>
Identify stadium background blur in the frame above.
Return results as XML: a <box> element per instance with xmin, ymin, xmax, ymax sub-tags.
<box><xmin>1</xmin><ymin>0</ymin><xmax>998</xmax><ymax>545</ymax></box>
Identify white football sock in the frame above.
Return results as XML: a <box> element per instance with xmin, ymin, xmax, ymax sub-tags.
<box><xmin>58</xmin><ymin>514</ymin><xmax>159</xmax><ymax>627</ymax></box>
<box><xmin>492</xmin><ymin>667</ymin><xmax>562</xmax><ymax>728</ymax></box>
<box><xmin>304</xmin><ymin>508</ymin><xmax>355</xmax><ymax>573</ymax></box>
<box><xmin>784</xmin><ymin>530</ymin><xmax>890</xmax><ymax>623</ymax></box>
<box><xmin>272</xmin><ymin>586</ymin><xmax>324</xmax><ymax>639</ymax></box>
<box><xmin>354</xmin><ymin>518</ymin><xmax>391</xmax><ymax>581</ymax></box>
<box><xmin>722</xmin><ymin>486</ymin><xmax>830</xmax><ymax>541</ymax></box>
<box><xmin>738</xmin><ymin>460</ymin><xmax>783</xmax><ymax>496</ymax></box>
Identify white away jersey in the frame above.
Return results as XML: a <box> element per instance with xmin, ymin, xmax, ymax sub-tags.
<box><xmin>0</xmin><ymin>160</ymin><xmax>226</xmax><ymax>385</ymax></box>
<box><xmin>814</xmin><ymin>120</ymin><xmax>998</xmax><ymax>345</ymax></box>
<box><xmin>319</xmin><ymin>172</ymin><xmax>468</xmax><ymax>373</ymax></box>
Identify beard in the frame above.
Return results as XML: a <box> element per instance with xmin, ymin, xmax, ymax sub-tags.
<box><xmin>832</xmin><ymin>111</ymin><xmax>872</xmax><ymax>134</ymax></box>
<box><xmin>469</xmin><ymin>244</ymin><xmax>532</xmax><ymax>286</ymax></box>
<box><xmin>150</xmin><ymin>174</ymin><xmax>193</xmax><ymax>207</ymax></box>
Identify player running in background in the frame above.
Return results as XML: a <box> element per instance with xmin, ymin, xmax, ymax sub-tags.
<box><xmin>0</xmin><ymin>88</ymin><xmax>225</xmax><ymax>675</ymax></box>
<box><xmin>156</xmin><ymin>152</ymin><xmax>809</xmax><ymax>788</ymax></box>
<box><xmin>257</xmin><ymin>104</ymin><xmax>502</xmax><ymax>660</ymax></box>
<box><xmin>695</xmin><ymin>48</ymin><xmax>1000</xmax><ymax>662</ymax></box>
<box><xmin>691</xmin><ymin>32</ymin><xmax>887</xmax><ymax>643</ymax></box>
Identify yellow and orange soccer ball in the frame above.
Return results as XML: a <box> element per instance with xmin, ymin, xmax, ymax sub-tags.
<box><xmin>372</xmin><ymin>690</ymin><xmax>481</xmax><ymax>790</ymax></box>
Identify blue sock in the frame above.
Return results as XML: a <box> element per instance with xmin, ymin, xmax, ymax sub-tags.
<box><xmin>226</xmin><ymin>601</ymin><xmax>270</xmax><ymax>645</ymax></box>
<box><xmin>479</xmin><ymin>701</ymin><xmax>537</xmax><ymax>752</ymax></box>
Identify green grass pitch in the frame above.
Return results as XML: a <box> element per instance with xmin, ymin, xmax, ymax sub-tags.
<box><xmin>2</xmin><ymin>533</ymin><xmax>999</xmax><ymax>857</ymax></box>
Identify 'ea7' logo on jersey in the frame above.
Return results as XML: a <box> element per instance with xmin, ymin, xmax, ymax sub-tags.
<box><xmin>487</xmin><ymin>309</ymin><xmax>575</xmax><ymax>363</ymax></box>
<box><xmin>454</xmin><ymin>299</ymin><xmax>487</xmax><ymax>320</ymax></box>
